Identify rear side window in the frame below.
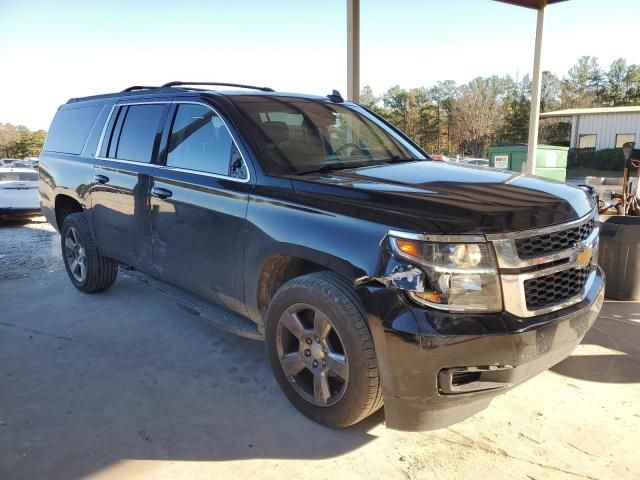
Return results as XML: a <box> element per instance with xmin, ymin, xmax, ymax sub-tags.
<box><xmin>44</xmin><ymin>106</ymin><xmax>101</xmax><ymax>154</ymax></box>
<box><xmin>115</xmin><ymin>104</ymin><xmax>165</xmax><ymax>162</ymax></box>
<box><xmin>0</xmin><ymin>172</ymin><xmax>38</xmax><ymax>181</ymax></box>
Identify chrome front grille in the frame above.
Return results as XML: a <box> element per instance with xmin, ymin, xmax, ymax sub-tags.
<box><xmin>523</xmin><ymin>267</ymin><xmax>590</xmax><ymax>310</ymax></box>
<box><xmin>488</xmin><ymin>211</ymin><xmax>599</xmax><ymax>317</ymax></box>
<box><xmin>515</xmin><ymin>219</ymin><xmax>595</xmax><ymax>259</ymax></box>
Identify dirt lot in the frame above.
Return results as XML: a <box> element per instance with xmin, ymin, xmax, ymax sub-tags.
<box><xmin>0</xmin><ymin>217</ymin><xmax>60</xmax><ymax>281</ymax></box>
<box><xmin>1</xmin><ymin>218</ymin><xmax>639</xmax><ymax>480</ymax></box>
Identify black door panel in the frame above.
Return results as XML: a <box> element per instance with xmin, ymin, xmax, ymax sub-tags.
<box><xmin>90</xmin><ymin>161</ymin><xmax>156</xmax><ymax>267</ymax></box>
<box><xmin>149</xmin><ymin>169</ymin><xmax>250</xmax><ymax>313</ymax></box>
<box><xmin>147</xmin><ymin>101</ymin><xmax>252</xmax><ymax>313</ymax></box>
<box><xmin>89</xmin><ymin>102</ymin><xmax>169</xmax><ymax>269</ymax></box>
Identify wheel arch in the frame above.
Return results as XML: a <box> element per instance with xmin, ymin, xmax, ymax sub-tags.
<box><xmin>252</xmin><ymin>250</ymin><xmax>364</xmax><ymax>325</ymax></box>
<box><xmin>54</xmin><ymin>194</ymin><xmax>84</xmax><ymax>230</ymax></box>
<box><xmin>54</xmin><ymin>193</ymin><xmax>84</xmax><ymax>231</ymax></box>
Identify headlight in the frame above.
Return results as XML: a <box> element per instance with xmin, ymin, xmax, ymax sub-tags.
<box><xmin>389</xmin><ymin>236</ymin><xmax>502</xmax><ymax>313</ymax></box>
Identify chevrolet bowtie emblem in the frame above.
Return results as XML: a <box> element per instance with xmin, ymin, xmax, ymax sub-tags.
<box><xmin>574</xmin><ymin>244</ymin><xmax>593</xmax><ymax>268</ymax></box>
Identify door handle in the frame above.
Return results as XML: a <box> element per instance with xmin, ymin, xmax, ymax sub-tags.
<box><xmin>94</xmin><ymin>174</ymin><xmax>109</xmax><ymax>184</ymax></box>
<box><xmin>152</xmin><ymin>187</ymin><xmax>173</xmax><ymax>199</ymax></box>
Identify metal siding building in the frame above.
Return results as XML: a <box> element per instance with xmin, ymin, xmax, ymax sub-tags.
<box><xmin>540</xmin><ymin>106</ymin><xmax>640</xmax><ymax>150</ymax></box>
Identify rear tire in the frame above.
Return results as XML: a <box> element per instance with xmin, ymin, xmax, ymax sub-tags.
<box><xmin>61</xmin><ymin>212</ymin><xmax>118</xmax><ymax>293</ymax></box>
<box><xmin>265</xmin><ymin>272</ymin><xmax>383</xmax><ymax>428</ymax></box>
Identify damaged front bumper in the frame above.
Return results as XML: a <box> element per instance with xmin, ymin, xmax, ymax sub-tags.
<box><xmin>355</xmin><ymin>266</ymin><xmax>605</xmax><ymax>431</ymax></box>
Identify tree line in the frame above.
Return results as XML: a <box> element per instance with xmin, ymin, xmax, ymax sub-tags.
<box><xmin>361</xmin><ymin>56</ymin><xmax>640</xmax><ymax>157</ymax></box>
<box><xmin>0</xmin><ymin>123</ymin><xmax>47</xmax><ymax>159</ymax></box>
<box><xmin>2</xmin><ymin>56</ymin><xmax>639</xmax><ymax>160</ymax></box>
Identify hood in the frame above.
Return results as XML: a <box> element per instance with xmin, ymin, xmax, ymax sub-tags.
<box><xmin>290</xmin><ymin>161</ymin><xmax>593</xmax><ymax>235</ymax></box>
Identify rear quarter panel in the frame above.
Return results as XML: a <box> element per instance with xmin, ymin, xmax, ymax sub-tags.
<box><xmin>39</xmin><ymin>101</ymin><xmax>113</xmax><ymax>230</ymax></box>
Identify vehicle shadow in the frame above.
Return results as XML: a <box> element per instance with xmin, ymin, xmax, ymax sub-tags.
<box><xmin>0</xmin><ymin>215</ymin><xmax>44</xmax><ymax>227</ymax></box>
<box><xmin>0</xmin><ymin>273</ymin><xmax>384</xmax><ymax>480</ymax></box>
<box><xmin>551</xmin><ymin>301</ymin><xmax>640</xmax><ymax>383</ymax></box>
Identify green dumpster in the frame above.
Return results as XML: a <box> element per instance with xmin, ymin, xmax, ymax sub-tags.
<box><xmin>488</xmin><ymin>144</ymin><xmax>568</xmax><ymax>182</ymax></box>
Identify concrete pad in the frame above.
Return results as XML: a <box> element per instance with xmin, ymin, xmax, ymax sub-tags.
<box><xmin>0</xmin><ymin>221</ymin><xmax>639</xmax><ymax>479</ymax></box>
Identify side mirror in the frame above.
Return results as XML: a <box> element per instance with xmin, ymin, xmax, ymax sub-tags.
<box><xmin>231</xmin><ymin>158</ymin><xmax>242</xmax><ymax>172</ymax></box>
<box><xmin>229</xmin><ymin>156</ymin><xmax>247</xmax><ymax>179</ymax></box>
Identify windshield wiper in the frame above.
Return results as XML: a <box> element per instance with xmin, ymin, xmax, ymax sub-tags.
<box><xmin>297</xmin><ymin>162</ymin><xmax>366</xmax><ymax>175</ymax></box>
<box><xmin>383</xmin><ymin>155</ymin><xmax>420</xmax><ymax>164</ymax></box>
<box><xmin>296</xmin><ymin>157</ymin><xmax>421</xmax><ymax>175</ymax></box>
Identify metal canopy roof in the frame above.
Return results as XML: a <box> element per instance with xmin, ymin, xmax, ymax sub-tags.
<box><xmin>347</xmin><ymin>0</ymin><xmax>570</xmax><ymax>175</ymax></box>
<box><xmin>495</xmin><ymin>0</ymin><xmax>568</xmax><ymax>9</ymax></box>
<box><xmin>540</xmin><ymin>106</ymin><xmax>640</xmax><ymax>118</ymax></box>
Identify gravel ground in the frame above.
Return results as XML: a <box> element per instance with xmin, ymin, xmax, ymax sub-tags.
<box><xmin>0</xmin><ymin>217</ymin><xmax>61</xmax><ymax>280</ymax></box>
<box><xmin>1</xmin><ymin>218</ymin><xmax>639</xmax><ymax>480</ymax></box>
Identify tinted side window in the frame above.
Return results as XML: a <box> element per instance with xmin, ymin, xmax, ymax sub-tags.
<box><xmin>105</xmin><ymin>106</ymin><xmax>127</xmax><ymax>158</ymax></box>
<box><xmin>166</xmin><ymin>104</ymin><xmax>235</xmax><ymax>176</ymax></box>
<box><xmin>0</xmin><ymin>171</ymin><xmax>39</xmax><ymax>181</ymax></box>
<box><xmin>44</xmin><ymin>105</ymin><xmax>101</xmax><ymax>154</ymax></box>
<box><xmin>115</xmin><ymin>104</ymin><xmax>165</xmax><ymax>162</ymax></box>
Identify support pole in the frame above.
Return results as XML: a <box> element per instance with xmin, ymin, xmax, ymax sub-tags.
<box><xmin>347</xmin><ymin>0</ymin><xmax>360</xmax><ymax>103</ymax></box>
<box><xmin>570</xmin><ymin>115</ymin><xmax>579</xmax><ymax>148</ymax></box>
<box><xmin>525</xmin><ymin>5</ymin><xmax>545</xmax><ymax>175</ymax></box>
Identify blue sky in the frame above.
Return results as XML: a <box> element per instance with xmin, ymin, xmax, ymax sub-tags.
<box><xmin>0</xmin><ymin>0</ymin><xmax>637</xmax><ymax>130</ymax></box>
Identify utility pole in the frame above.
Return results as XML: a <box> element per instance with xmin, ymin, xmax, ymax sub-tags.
<box><xmin>347</xmin><ymin>0</ymin><xmax>360</xmax><ymax>103</ymax></box>
<box><xmin>525</xmin><ymin>3</ymin><xmax>546</xmax><ymax>175</ymax></box>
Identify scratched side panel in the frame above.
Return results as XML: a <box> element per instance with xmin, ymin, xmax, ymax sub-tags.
<box><xmin>149</xmin><ymin>169</ymin><xmax>251</xmax><ymax>314</ymax></box>
<box><xmin>242</xmin><ymin>178</ymin><xmax>392</xmax><ymax>324</ymax></box>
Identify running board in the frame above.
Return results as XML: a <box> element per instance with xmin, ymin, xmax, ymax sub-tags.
<box><xmin>123</xmin><ymin>269</ymin><xmax>264</xmax><ymax>341</ymax></box>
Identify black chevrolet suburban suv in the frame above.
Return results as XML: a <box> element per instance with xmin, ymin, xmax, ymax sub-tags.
<box><xmin>39</xmin><ymin>82</ymin><xmax>604</xmax><ymax>430</ymax></box>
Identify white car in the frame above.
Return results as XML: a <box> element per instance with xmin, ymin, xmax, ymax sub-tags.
<box><xmin>461</xmin><ymin>158</ymin><xmax>490</xmax><ymax>167</ymax></box>
<box><xmin>0</xmin><ymin>167</ymin><xmax>41</xmax><ymax>219</ymax></box>
<box><xmin>0</xmin><ymin>159</ymin><xmax>21</xmax><ymax>167</ymax></box>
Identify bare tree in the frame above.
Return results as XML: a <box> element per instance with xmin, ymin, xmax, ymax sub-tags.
<box><xmin>451</xmin><ymin>77</ymin><xmax>504</xmax><ymax>157</ymax></box>
<box><xmin>0</xmin><ymin>123</ymin><xmax>20</xmax><ymax>158</ymax></box>
<box><xmin>540</xmin><ymin>71</ymin><xmax>561</xmax><ymax>113</ymax></box>
<box><xmin>428</xmin><ymin>80</ymin><xmax>458</xmax><ymax>153</ymax></box>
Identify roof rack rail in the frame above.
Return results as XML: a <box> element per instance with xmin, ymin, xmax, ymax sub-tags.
<box><xmin>121</xmin><ymin>85</ymin><xmax>158</xmax><ymax>92</ymax></box>
<box><xmin>160</xmin><ymin>81</ymin><xmax>275</xmax><ymax>92</ymax></box>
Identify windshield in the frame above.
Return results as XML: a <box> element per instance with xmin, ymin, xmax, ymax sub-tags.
<box><xmin>0</xmin><ymin>171</ymin><xmax>38</xmax><ymax>182</ymax></box>
<box><xmin>231</xmin><ymin>96</ymin><xmax>427</xmax><ymax>174</ymax></box>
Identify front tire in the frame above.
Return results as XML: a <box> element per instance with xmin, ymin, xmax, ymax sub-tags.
<box><xmin>61</xmin><ymin>212</ymin><xmax>118</xmax><ymax>293</ymax></box>
<box><xmin>265</xmin><ymin>272</ymin><xmax>383</xmax><ymax>428</ymax></box>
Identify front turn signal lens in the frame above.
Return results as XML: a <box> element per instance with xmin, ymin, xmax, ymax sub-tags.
<box><xmin>412</xmin><ymin>291</ymin><xmax>442</xmax><ymax>303</ymax></box>
<box><xmin>396</xmin><ymin>240</ymin><xmax>420</xmax><ymax>258</ymax></box>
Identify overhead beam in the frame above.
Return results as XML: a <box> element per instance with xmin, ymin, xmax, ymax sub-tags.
<box><xmin>495</xmin><ymin>0</ymin><xmax>565</xmax><ymax>10</ymax></box>
<box><xmin>525</xmin><ymin>5</ymin><xmax>545</xmax><ymax>175</ymax></box>
<box><xmin>347</xmin><ymin>0</ymin><xmax>360</xmax><ymax>103</ymax></box>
